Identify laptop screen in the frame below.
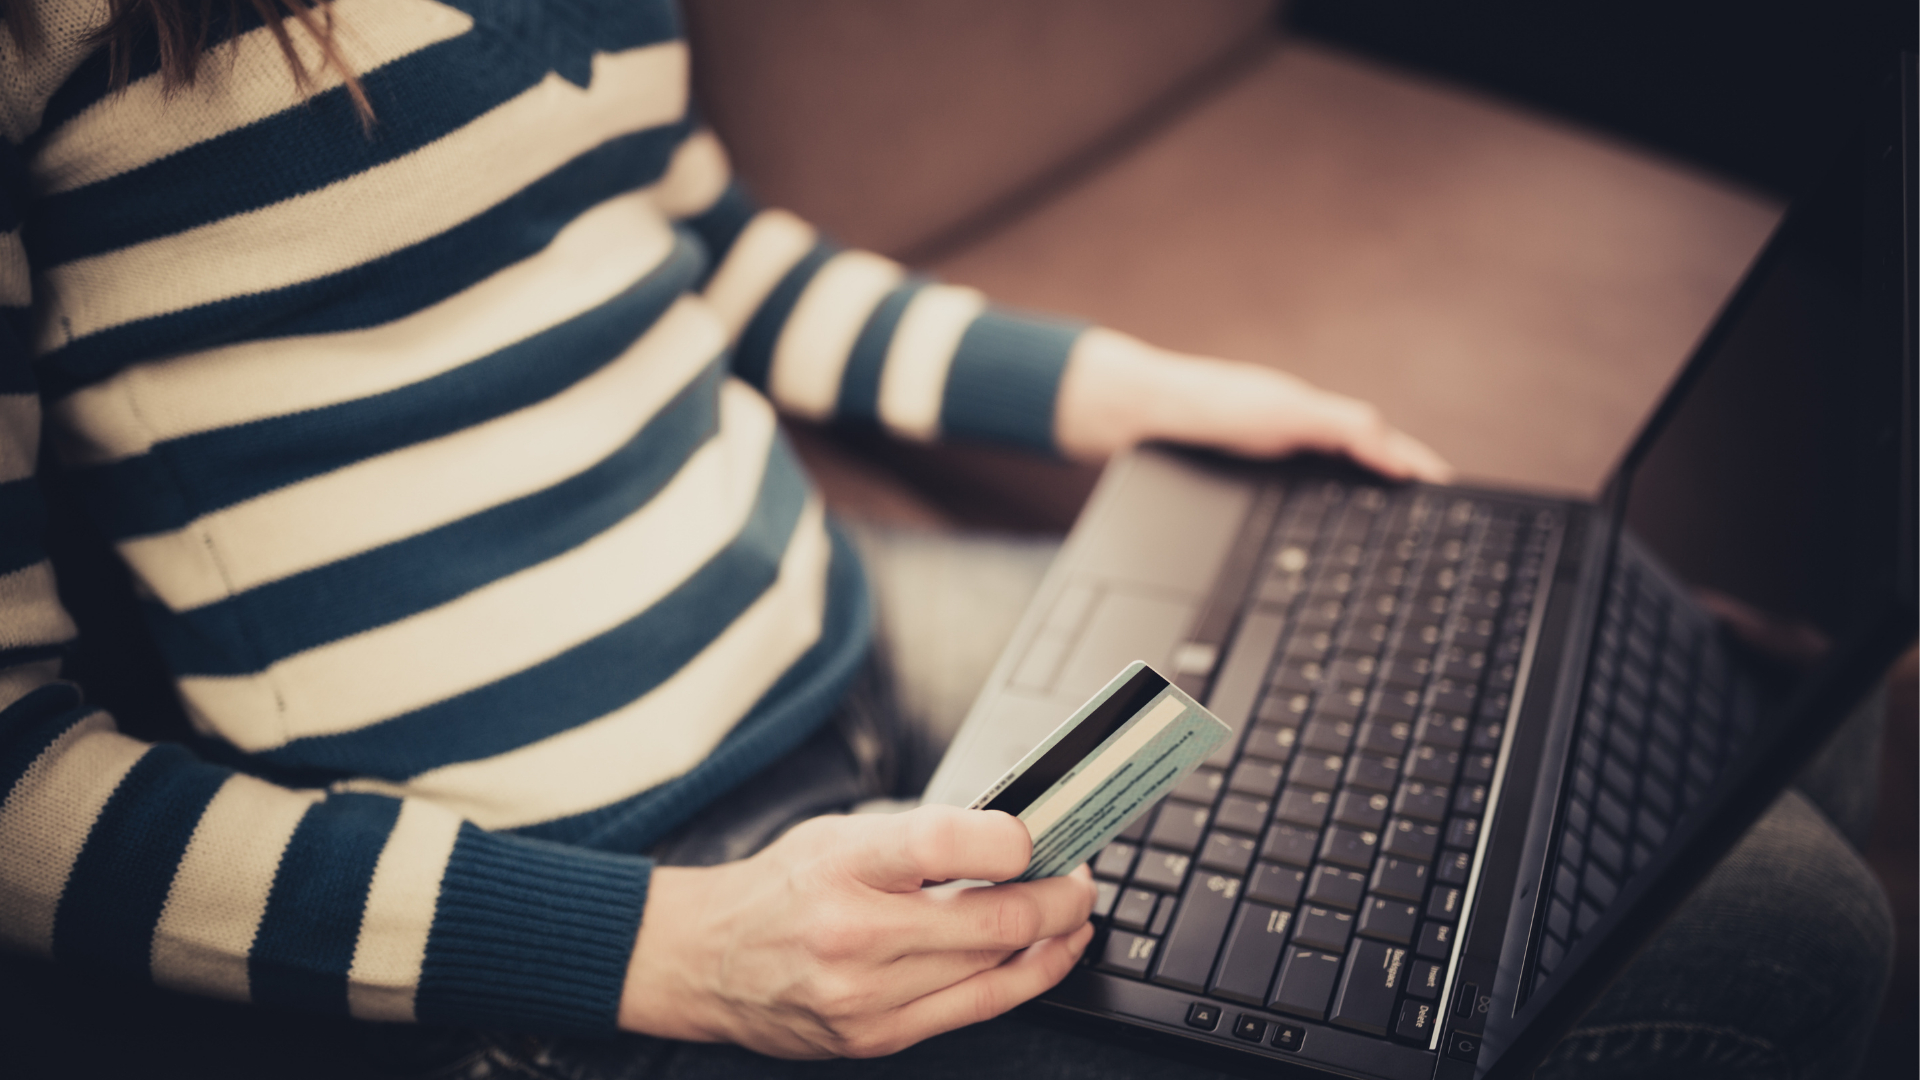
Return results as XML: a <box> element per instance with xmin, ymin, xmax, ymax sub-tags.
<box><xmin>1610</xmin><ymin>98</ymin><xmax>1910</xmax><ymax>698</ymax></box>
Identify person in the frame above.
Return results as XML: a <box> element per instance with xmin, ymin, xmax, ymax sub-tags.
<box><xmin>0</xmin><ymin>3</ymin><xmax>1893</xmax><ymax>1078</ymax></box>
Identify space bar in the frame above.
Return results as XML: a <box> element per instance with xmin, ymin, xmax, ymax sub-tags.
<box><xmin>1202</xmin><ymin>611</ymin><xmax>1285</xmax><ymax>766</ymax></box>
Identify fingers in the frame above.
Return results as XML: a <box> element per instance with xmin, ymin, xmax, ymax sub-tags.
<box><xmin>1385</xmin><ymin>429</ymin><xmax>1455</xmax><ymax>484</ymax></box>
<box><xmin>845</xmin><ymin>805</ymin><xmax>1032</xmax><ymax>892</ymax></box>
<box><xmin>1283</xmin><ymin>390</ymin><xmax>1453</xmax><ymax>484</ymax></box>
<box><xmin>892</xmin><ymin>872</ymin><xmax>1095</xmax><ymax>955</ymax></box>
<box><xmin>862</xmin><ymin>924</ymin><xmax>1095</xmax><ymax>1056</ymax></box>
<box><xmin>874</xmin><ymin>947</ymin><xmax>1021</xmax><ymax>1004</ymax></box>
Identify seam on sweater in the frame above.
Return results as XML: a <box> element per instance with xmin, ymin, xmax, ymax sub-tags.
<box><xmin>126</xmin><ymin>375</ymin><xmax>291</xmax><ymax>738</ymax></box>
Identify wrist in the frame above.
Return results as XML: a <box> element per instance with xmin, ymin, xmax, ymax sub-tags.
<box><xmin>618</xmin><ymin>865</ymin><xmax>723</xmax><ymax>1040</ymax></box>
<box><xmin>1054</xmin><ymin>328</ymin><xmax>1183</xmax><ymax>460</ymax></box>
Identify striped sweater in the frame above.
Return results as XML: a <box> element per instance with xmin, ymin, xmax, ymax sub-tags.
<box><xmin>0</xmin><ymin>0</ymin><xmax>1083</xmax><ymax>1034</ymax></box>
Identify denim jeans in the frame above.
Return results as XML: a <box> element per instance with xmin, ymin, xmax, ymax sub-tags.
<box><xmin>0</xmin><ymin>527</ymin><xmax>1893</xmax><ymax>1080</ymax></box>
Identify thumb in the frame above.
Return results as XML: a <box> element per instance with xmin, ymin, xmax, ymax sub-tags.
<box><xmin>845</xmin><ymin>805</ymin><xmax>1033</xmax><ymax>892</ymax></box>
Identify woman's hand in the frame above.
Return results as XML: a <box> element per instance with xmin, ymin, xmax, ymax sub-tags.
<box><xmin>1055</xmin><ymin>327</ymin><xmax>1454</xmax><ymax>482</ymax></box>
<box><xmin>619</xmin><ymin>804</ymin><xmax>1095</xmax><ymax>1059</ymax></box>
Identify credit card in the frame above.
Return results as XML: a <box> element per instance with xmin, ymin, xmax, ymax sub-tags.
<box><xmin>969</xmin><ymin>661</ymin><xmax>1231</xmax><ymax>881</ymax></box>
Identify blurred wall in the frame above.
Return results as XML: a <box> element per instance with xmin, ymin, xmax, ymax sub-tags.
<box><xmin>1288</xmin><ymin>0</ymin><xmax>1914</xmax><ymax>200</ymax></box>
<box><xmin>682</xmin><ymin>0</ymin><xmax>1280</xmax><ymax>257</ymax></box>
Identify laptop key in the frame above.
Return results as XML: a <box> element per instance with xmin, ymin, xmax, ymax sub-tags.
<box><xmin>1318</xmin><ymin>687</ymin><xmax>1368</xmax><ymax>722</ymax></box>
<box><xmin>1370</xmin><ymin>857</ymin><xmax>1429</xmax><ymax>902</ymax></box>
<box><xmin>1406</xmin><ymin>745</ymin><xmax>1462</xmax><ymax>783</ymax></box>
<box><xmin>1372</xmin><ymin>688</ymin><xmax>1422</xmax><ymax>723</ymax></box>
<box><xmin>1393</xmin><ymin>782</ymin><xmax>1449</xmax><ymax>823</ymax></box>
<box><xmin>1248</xmin><ymin>862</ymin><xmax>1307</xmax><ymax>908</ymax></box>
<box><xmin>1112</xmin><ymin>887</ymin><xmax>1159</xmax><ymax>931</ymax></box>
<box><xmin>1461</xmin><ymin>751</ymin><xmax>1496</xmax><ymax>784</ymax></box>
<box><xmin>1273</xmin><ymin>788</ymin><xmax>1331</xmax><ymax>828</ymax></box>
<box><xmin>1319</xmin><ymin>826</ymin><xmax>1380</xmax><ymax>870</ymax></box>
<box><xmin>1435</xmin><ymin>849</ymin><xmax>1471</xmax><ymax>886</ymax></box>
<box><xmin>1231</xmin><ymin>760</ymin><xmax>1287</xmax><ymax>799</ymax></box>
<box><xmin>1406</xmin><ymin>958</ymin><xmax>1444</xmax><ymax>1000</ymax></box>
<box><xmin>1151</xmin><ymin>894</ymin><xmax>1176</xmax><ymax>936</ymax></box>
<box><xmin>1445</xmin><ymin>816</ymin><xmax>1479</xmax><ymax>849</ymax></box>
<box><xmin>1329</xmin><ymin>939</ymin><xmax>1406</xmax><ymax>1035</ymax></box>
<box><xmin>1152</xmin><ymin>873</ymin><xmax>1244</xmax><ymax>992</ymax></box>
<box><xmin>1429</xmin><ymin>686</ymin><xmax>1477</xmax><ymax>717</ymax></box>
<box><xmin>1426</xmin><ymin>886</ymin><xmax>1463</xmax><ymax>922</ymax></box>
<box><xmin>1213</xmin><ymin>794</ymin><xmax>1269</xmax><ymax>835</ymax></box>
<box><xmin>1344</xmin><ymin>754</ymin><xmax>1400</xmax><ymax>793</ymax></box>
<box><xmin>1415</xmin><ymin>713</ymin><xmax>1470</xmax><ymax>750</ymax></box>
<box><xmin>1333</xmin><ymin>789</ymin><xmax>1390</xmax><ymax>831</ymax></box>
<box><xmin>1211</xmin><ymin>903</ymin><xmax>1293</xmax><ymax>1004</ymax></box>
<box><xmin>1093</xmin><ymin>880</ymin><xmax>1120</xmax><ymax>919</ymax></box>
<box><xmin>1261</xmin><ymin>687</ymin><xmax>1315</xmax><ymax>721</ymax></box>
<box><xmin>1454</xmin><ymin>783</ymin><xmax>1489</xmax><ymax>817</ymax></box>
<box><xmin>1302</xmin><ymin>718</ymin><xmax>1356</xmax><ymax>754</ymax></box>
<box><xmin>1099</xmin><ymin>928</ymin><xmax>1161</xmax><ymax>978</ymax></box>
<box><xmin>1356</xmin><ymin>719</ymin><xmax>1411</xmax><ymax>756</ymax></box>
<box><xmin>1381</xmin><ymin>818</ymin><xmax>1440</xmax><ymax>862</ymax></box>
<box><xmin>1093</xmin><ymin>842</ymin><xmax>1138</xmax><ymax>880</ymax></box>
<box><xmin>1379</xmin><ymin>658</ymin><xmax>1431</xmax><ymax>692</ymax></box>
<box><xmin>1261</xmin><ymin>824</ymin><xmax>1319</xmax><ymax>867</ymax></box>
<box><xmin>1306</xmin><ymin>865</ymin><xmax>1367</xmax><ymax>910</ymax></box>
<box><xmin>1292</xmin><ymin>905</ymin><xmax>1353</xmax><ymax>952</ymax></box>
<box><xmin>1198</xmin><ymin>831</ymin><xmax>1257</xmax><ymax>875</ymax></box>
<box><xmin>1271</xmin><ymin>947</ymin><xmax>1344</xmax><ymax>1020</ymax></box>
<box><xmin>1416</xmin><ymin>920</ymin><xmax>1454</xmax><ymax>960</ymax></box>
<box><xmin>1272</xmin><ymin>1022</ymin><xmax>1306</xmax><ymax>1052</ymax></box>
<box><xmin>1357</xmin><ymin>896</ymin><xmax>1419</xmax><ymax>945</ymax></box>
<box><xmin>1242</xmin><ymin>723</ymin><xmax>1297</xmax><ymax>763</ymax></box>
<box><xmin>1289</xmin><ymin>753</ymin><xmax>1345</xmax><ymax>791</ymax></box>
<box><xmin>1147</xmin><ymin>802</ymin><xmax>1210</xmax><ymax>853</ymax></box>
<box><xmin>1132</xmin><ymin>849</ymin><xmax>1191</xmax><ymax>892</ymax></box>
<box><xmin>1396</xmin><ymin>998</ymin><xmax>1440</xmax><ymax>1043</ymax></box>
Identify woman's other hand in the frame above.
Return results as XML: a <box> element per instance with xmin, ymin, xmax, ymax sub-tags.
<box><xmin>1056</xmin><ymin>327</ymin><xmax>1454</xmax><ymax>482</ymax></box>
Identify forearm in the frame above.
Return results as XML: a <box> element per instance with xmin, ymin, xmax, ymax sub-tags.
<box><xmin>1053</xmin><ymin>328</ymin><xmax>1199</xmax><ymax>461</ymax></box>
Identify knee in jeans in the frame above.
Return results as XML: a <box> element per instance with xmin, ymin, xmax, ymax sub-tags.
<box><xmin>1715</xmin><ymin>790</ymin><xmax>1895</xmax><ymax>1012</ymax></box>
<box><xmin>1556</xmin><ymin>791</ymin><xmax>1892</xmax><ymax>1078</ymax></box>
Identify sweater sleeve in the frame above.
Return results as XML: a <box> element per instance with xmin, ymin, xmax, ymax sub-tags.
<box><xmin>653</xmin><ymin>129</ymin><xmax>1085</xmax><ymax>455</ymax></box>
<box><xmin>0</xmin><ymin>143</ymin><xmax>649</xmax><ymax>1037</ymax></box>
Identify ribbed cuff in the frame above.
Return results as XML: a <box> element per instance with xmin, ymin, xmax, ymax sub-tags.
<box><xmin>415</xmin><ymin>823</ymin><xmax>652</xmax><ymax>1036</ymax></box>
<box><xmin>938</xmin><ymin>306</ymin><xmax>1084</xmax><ymax>454</ymax></box>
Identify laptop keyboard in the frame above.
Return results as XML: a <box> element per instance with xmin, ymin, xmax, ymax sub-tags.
<box><xmin>1529</xmin><ymin>539</ymin><xmax>1758</xmax><ymax>991</ymax></box>
<box><xmin>1085</xmin><ymin>479</ymin><xmax>1556</xmax><ymax>1045</ymax></box>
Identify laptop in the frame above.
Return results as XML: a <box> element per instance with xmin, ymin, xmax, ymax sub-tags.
<box><xmin>923</xmin><ymin>59</ymin><xmax>1918</xmax><ymax>1080</ymax></box>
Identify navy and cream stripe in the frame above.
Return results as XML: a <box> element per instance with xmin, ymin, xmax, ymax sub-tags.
<box><xmin>0</xmin><ymin>0</ymin><xmax>1086</xmax><ymax>1035</ymax></box>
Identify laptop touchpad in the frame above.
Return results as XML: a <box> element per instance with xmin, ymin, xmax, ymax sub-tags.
<box><xmin>1051</xmin><ymin>588</ymin><xmax>1197</xmax><ymax>702</ymax></box>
